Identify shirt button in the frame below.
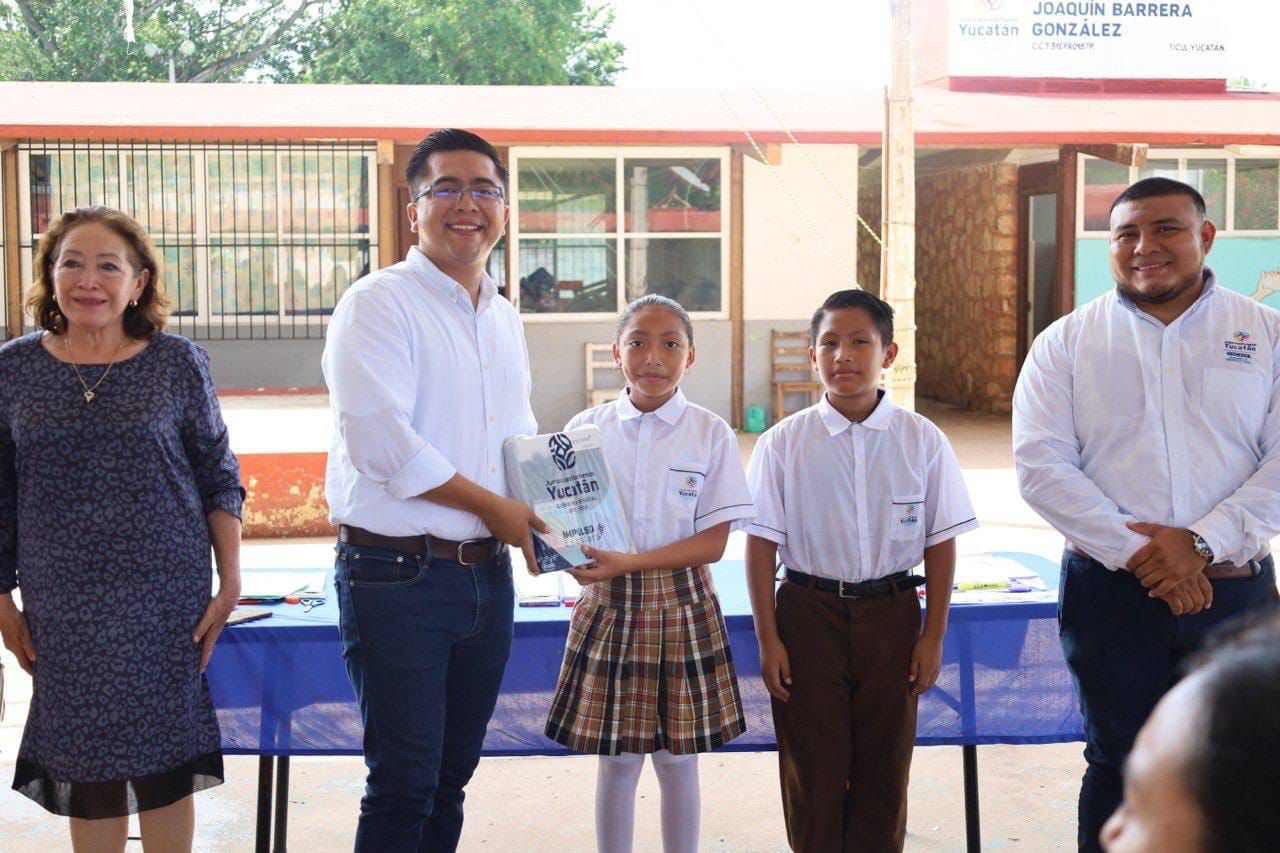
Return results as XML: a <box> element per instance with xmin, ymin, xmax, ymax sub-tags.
<box><xmin>490</xmin><ymin>466</ymin><xmax>497</xmax><ymax>473</ymax></box>
<box><xmin>489</xmin><ymin>416</ymin><xmax>495</xmax><ymax>423</ymax></box>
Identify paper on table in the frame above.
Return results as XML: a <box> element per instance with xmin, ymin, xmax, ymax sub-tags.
<box><xmin>953</xmin><ymin>555</ymin><xmax>1047</xmax><ymax>593</ymax></box>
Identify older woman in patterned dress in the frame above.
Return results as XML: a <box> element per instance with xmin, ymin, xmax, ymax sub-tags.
<box><xmin>0</xmin><ymin>206</ymin><xmax>243</xmax><ymax>852</ymax></box>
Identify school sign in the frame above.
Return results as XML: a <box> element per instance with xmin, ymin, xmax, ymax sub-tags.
<box><xmin>948</xmin><ymin>0</ymin><xmax>1229</xmax><ymax>79</ymax></box>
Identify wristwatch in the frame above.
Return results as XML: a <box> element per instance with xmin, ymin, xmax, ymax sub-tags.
<box><xmin>1191</xmin><ymin>532</ymin><xmax>1215</xmax><ymax>565</ymax></box>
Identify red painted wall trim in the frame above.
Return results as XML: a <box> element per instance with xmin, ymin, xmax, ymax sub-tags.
<box><xmin>0</xmin><ymin>124</ymin><xmax>885</xmax><ymax>146</ymax></box>
<box><xmin>239</xmin><ymin>450</ymin><xmax>333</xmax><ymax>538</ymax></box>
<box><xmin>8</xmin><ymin>125</ymin><xmax>1280</xmax><ymax>148</ymax></box>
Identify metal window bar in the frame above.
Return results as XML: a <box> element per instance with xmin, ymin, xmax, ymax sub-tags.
<box><xmin>17</xmin><ymin>139</ymin><xmax>378</xmax><ymax>341</ymax></box>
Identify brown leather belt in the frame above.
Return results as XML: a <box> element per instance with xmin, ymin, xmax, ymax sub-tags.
<box><xmin>338</xmin><ymin>524</ymin><xmax>505</xmax><ymax>566</ymax></box>
<box><xmin>1069</xmin><ymin>548</ymin><xmax>1262</xmax><ymax>580</ymax></box>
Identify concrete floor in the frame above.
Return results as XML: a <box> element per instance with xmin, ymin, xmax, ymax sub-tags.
<box><xmin>0</xmin><ymin>399</ymin><xmax>1090</xmax><ymax>851</ymax></box>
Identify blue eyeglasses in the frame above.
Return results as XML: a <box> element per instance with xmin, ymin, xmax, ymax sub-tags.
<box><xmin>412</xmin><ymin>184</ymin><xmax>505</xmax><ymax>205</ymax></box>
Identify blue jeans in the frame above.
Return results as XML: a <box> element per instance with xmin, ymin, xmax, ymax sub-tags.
<box><xmin>335</xmin><ymin>542</ymin><xmax>515</xmax><ymax>853</ymax></box>
<box><xmin>1058</xmin><ymin>549</ymin><xmax>1279</xmax><ymax>852</ymax></box>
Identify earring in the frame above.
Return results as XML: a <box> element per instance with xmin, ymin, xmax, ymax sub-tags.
<box><xmin>129</xmin><ymin>300</ymin><xmax>138</xmax><ymax>308</ymax></box>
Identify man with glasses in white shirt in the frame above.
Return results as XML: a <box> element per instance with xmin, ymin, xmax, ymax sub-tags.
<box><xmin>322</xmin><ymin>129</ymin><xmax>546</xmax><ymax>853</ymax></box>
<box><xmin>1014</xmin><ymin>176</ymin><xmax>1280</xmax><ymax>852</ymax></box>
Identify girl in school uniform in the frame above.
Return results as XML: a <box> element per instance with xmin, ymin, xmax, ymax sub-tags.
<box><xmin>544</xmin><ymin>294</ymin><xmax>754</xmax><ymax>853</ymax></box>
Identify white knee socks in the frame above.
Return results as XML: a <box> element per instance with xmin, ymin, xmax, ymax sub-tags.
<box><xmin>597</xmin><ymin>752</ymin><xmax>645</xmax><ymax>853</ymax></box>
<box><xmin>595</xmin><ymin>750</ymin><xmax>700</xmax><ymax>853</ymax></box>
<box><xmin>651</xmin><ymin>749</ymin><xmax>700</xmax><ymax>853</ymax></box>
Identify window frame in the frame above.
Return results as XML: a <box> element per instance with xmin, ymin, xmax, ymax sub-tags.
<box><xmin>1077</xmin><ymin>148</ymin><xmax>1280</xmax><ymax>238</ymax></box>
<box><xmin>17</xmin><ymin>142</ymin><xmax>380</xmax><ymax>332</ymax></box>
<box><xmin>509</xmin><ymin>146</ymin><xmax>731</xmax><ymax>322</ymax></box>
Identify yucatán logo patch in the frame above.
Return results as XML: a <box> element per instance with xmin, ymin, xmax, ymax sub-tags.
<box><xmin>1224</xmin><ymin>330</ymin><xmax>1257</xmax><ymax>366</ymax></box>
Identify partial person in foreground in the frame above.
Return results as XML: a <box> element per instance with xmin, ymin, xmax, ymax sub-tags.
<box><xmin>544</xmin><ymin>294</ymin><xmax>754</xmax><ymax>853</ymax></box>
<box><xmin>322</xmin><ymin>129</ymin><xmax>545</xmax><ymax>853</ymax></box>
<box><xmin>744</xmin><ymin>289</ymin><xmax>978</xmax><ymax>852</ymax></box>
<box><xmin>1013</xmin><ymin>177</ymin><xmax>1280</xmax><ymax>852</ymax></box>
<box><xmin>0</xmin><ymin>206</ymin><xmax>243</xmax><ymax>852</ymax></box>
<box><xmin>1101</xmin><ymin>613</ymin><xmax>1280</xmax><ymax>852</ymax></box>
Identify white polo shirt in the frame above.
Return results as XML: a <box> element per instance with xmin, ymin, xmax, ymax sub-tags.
<box><xmin>744</xmin><ymin>392</ymin><xmax>978</xmax><ymax>582</ymax></box>
<box><xmin>323</xmin><ymin>247</ymin><xmax>537</xmax><ymax>539</ymax></box>
<box><xmin>566</xmin><ymin>388</ymin><xmax>755</xmax><ymax>552</ymax></box>
<box><xmin>1013</xmin><ymin>269</ymin><xmax>1280</xmax><ymax>570</ymax></box>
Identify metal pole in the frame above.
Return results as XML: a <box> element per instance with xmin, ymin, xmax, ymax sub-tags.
<box><xmin>962</xmin><ymin>744</ymin><xmax>981</xmax><ymax>852</ymax></box>
<box><xmin>168</xmin><ymin>54</ymin><xmax>176</xmax><ymax>84</ymax></box>
<box><xmin>883</xmin><ymin>0</ymin><xmax>918</xmax><ymax>410</ymax></box>
<box><xmin>255</xmin><ymin>756</ymin><xmax>274</xmax><ymax>853</ymax></box>
<box><xmin>273</xmin><ymin>756</ymin><xmax>291</xmax><ymax>852</ymax></box>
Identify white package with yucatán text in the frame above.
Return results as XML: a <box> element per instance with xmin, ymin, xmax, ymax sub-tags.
<box><xmin>504</xmin><ymin>426</ymin><xmax>634</xmax><ymax>572</ymax></box>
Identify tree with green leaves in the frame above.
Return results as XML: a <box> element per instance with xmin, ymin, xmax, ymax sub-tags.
<box><xmin>293</xmin><ymin>0</ymin><xmax>624</xmax><ymax>85</ymax></box>
<box><xmin>0</xmin><ymin>0</ymin><xmax>624</xmax><ymax>84</ymax></box>
<box><xmin>0</xmin><ymin>0</ymin><xmax>325</xmax><ymax>82</ymax></box>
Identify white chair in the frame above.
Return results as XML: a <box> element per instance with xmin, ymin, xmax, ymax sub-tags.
<box><xmin>585</xmin><ymin>343</ymin><xmax>621</xmax><ymax>408</ymax></box>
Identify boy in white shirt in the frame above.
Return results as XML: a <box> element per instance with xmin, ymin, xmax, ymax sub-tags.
<box><xmin>744</xmin><ymin>289</ymin><xmax>978</xmax><ymax>852</ymax></box>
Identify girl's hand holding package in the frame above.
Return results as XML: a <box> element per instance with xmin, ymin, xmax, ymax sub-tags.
<box><xmin>569</xmin><ymin>546</ymin><xmax>638</xmax><ymax>584</ymax></box>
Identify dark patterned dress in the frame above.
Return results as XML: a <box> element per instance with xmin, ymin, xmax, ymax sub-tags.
<box><xmin>0</xmin><ymin>331</ymin><xmax>243</xmax><ymax>818</ymax></box>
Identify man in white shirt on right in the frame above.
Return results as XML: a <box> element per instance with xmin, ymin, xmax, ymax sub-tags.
<box><xmin>1014</xmin><ymin>176</ymin><xmax>1280</xmax><ymax>852</ymax></box>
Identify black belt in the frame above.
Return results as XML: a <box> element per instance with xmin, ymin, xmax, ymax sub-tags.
<box><xmin>784</xmin><ymin>568</ymin><xmax>925</xmax><ymax>599</ymax></box>
<box><xmin>338</xmin><ymin>525</ymin><xmax>506</xmax><ymax>566</ymax></box>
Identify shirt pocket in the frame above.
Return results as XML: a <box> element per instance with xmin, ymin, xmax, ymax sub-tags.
<box><xmin>889</xmin><ymin>494</ymin><xmax>925</xmax><ymax>542</ymax></box>
<box><xmin>666</xmin><ymin>464</ymin><xmax>707</xmax><ymax>516</ymax></box>
<box><xmin>1200</xmin><ymin>367</ymin><xmax>1268</xmax><ymax>426</ymax></box>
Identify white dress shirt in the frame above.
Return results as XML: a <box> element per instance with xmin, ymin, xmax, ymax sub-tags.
<box><xmin>566</xmin><ymin>388</ymin><xmax>755</xmax><ymax>552</ymax></box>
<box><xmin>744</xmin><ymin>392</ymin><xmax>978</xmax><ymax>582</ymax></box>
<box><xmin>1013</xmin><ymin>269</ymin><xmax>1280</xmax><ymax>570</ymax></box>
<box><xmin>323</xmin><ymin>247</ymin><xmax>537</xmax><ymax>539</ymax></box>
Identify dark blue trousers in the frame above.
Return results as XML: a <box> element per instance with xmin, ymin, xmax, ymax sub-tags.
<box><xmin>335</xmin><ymin>542</ymin><xmax>514</xmax><ymax>853</ymax></box>
<box><xmin>1058</xmin><ymin>549</ymin><xmax>1279</xmax><ymax>852</ymax></box>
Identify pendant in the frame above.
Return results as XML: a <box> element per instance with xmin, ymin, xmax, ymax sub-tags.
<box><xmin>84</xmin><ymin>390</ymin><xmax>95</xmax><ymax>403</ymax></box>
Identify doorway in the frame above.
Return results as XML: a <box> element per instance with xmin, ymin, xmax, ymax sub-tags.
<box><xmin>1016</xmin><ymin>163</ymin><xmax>1060</xmax><ymax>367</ymax></box>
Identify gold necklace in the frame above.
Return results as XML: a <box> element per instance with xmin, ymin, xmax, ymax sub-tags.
<box><xmin>60</xmin><ymin>333</ymin><xmax>127</xmax><ymax>404</ymax></box>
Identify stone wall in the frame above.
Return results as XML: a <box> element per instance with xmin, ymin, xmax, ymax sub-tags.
<box><xmin>915</xmin><ymin>164</ymin><xmax>1019</xmax><ymax>413</ymax></box>
<box><xmin>856</xmin><ymin>181</ymin><xmax>882</xmax><ymax>296</ymax></box>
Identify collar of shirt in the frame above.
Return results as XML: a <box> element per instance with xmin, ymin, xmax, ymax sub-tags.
<box><xmin>406</xmin><ymin>245</ymin><xmax>497</xmax><ymax>314</ymax></box>
<box><xmin>614</xmin><ymin>386</ymin><xmax>689</xmax><ymax>425</ymax></box>
<box><xmin>817</xmin><ymin>389</ymin><xmax>895</xmax><ymax>436</ymax></box>
<box><xmin>1114</xmin><ymin>266</ymin><xmax>1217</xmax><ymax>325</ymax></box>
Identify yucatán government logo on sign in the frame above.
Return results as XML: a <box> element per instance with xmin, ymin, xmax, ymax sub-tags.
<box><xmin>548</xmin><ymin>433</ymin><xmax>576</xmax><ymax>471</ymax></box>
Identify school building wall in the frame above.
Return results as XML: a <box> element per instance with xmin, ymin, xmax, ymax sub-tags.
<box><xmin>203</xmin><ymin>339</ymin><xmax>325</xmax><ymax>390</ymax></box>
<box><xmin>741</xmin><ymin>143</ymin><xmax>859</xmax><ymax>424</ymax></box>
<box><xmin>915</xmin><ymin>162</ymin><xmax>1020</xmax><ymax>413</ymax></box>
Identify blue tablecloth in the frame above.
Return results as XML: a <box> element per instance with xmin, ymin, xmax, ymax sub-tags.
<box><xmin>207</xmin><ymin>555</ymin><xmax>1084</xmax><ymax>756</ymax></box>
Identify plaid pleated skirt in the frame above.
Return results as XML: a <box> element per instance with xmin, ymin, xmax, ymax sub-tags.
<box><xmin>545</xmin><ymin>564</ymin><xmax>746</xmax><ymax>755</ymax></box>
